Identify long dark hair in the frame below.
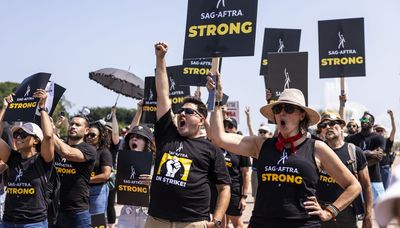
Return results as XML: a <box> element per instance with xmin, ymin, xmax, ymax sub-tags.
<box><xmin>88</xmin><ymin>122</ymin><xmax>110</xmax><ymax>150</ymax></box>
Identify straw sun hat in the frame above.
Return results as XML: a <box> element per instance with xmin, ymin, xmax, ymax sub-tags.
<box><xmin>260</xmin><ymin>88</ymin><xmax>320</xmax><ymax>126</ymax></box>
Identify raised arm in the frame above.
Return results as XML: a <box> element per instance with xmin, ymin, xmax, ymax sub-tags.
<box><xmin>111</xmin><ymin>106</ymin><xmax>120</xmax><ymax>145</ymax></box>
<box><xmin>154</xmin><ymin>42</ymin><xmax>171</xmax><ymax>120</ymax></box>
<box><xmin>208</xmin><ymin>74</ymin><xmax>263</xmax><ymax>158</ymax></box>
<box><xmin>388</xmin><ymin>110</ymin><xmax>396</xmax><ymax>142</ymax></box>
<box><xmin>244</xmin><ymin>106</ymin><xmax>255</xmax><ymax>136</ymax></box>
<box><xmin>338</xmin><ymin>94</ymin><xmax>346</xmax><ymax>119</ymax></box>
<box><xmin>129</xmin><ymin>100</ymin><xmax>143</xmax><ymax>129</ymax></box>
<box><xmin>0</xmin><ymin>94</ymin><xmax>13</xmax><ymax>162</ymax></box>
<box><xmin>34</xmin><ymin>89</ymin><xmax>54</xmax><ymax>163</ymax></box>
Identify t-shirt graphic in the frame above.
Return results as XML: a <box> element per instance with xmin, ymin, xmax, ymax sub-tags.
<box><xmin>156</xmin><ymin>142</ymin><xmax>193</xmax><ymax>186</ymax></box>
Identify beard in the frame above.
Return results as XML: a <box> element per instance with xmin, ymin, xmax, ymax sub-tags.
<box><xmin>68</xmin><ymin>134</ymin><xmax>83</xmax><ymax>141</ymax></box>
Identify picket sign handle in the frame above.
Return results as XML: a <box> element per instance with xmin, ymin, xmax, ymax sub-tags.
<box><xmin>210</xmin><ymin>57</ymin><xmax>221</xmax><ymax>75</ymax></box>
<box><xmin>340</xmin><ymin>77</ymin><xmax>345</xmax><ymax>107</ymax></box>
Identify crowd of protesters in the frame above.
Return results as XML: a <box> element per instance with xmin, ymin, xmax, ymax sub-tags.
<box><xmin>0</xmin><ymin>42</ymin><xmax>399</xmax><ymax>228</ymax></box>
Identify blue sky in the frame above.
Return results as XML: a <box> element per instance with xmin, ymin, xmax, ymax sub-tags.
<box><xmin>1</xmin><ymin>0</ymin><xmax>399</xmax><ymax>137</ymax></box>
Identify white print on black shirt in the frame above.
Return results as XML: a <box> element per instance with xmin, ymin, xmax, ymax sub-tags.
<box><xmin>277</xmin><ymin>149</ymin><xmax>289</xmax><ymax>165</ymax></box>
<box><xmin>15</xmin><ymin>167</ymin><xmax>23</xmax><ymax>182</ymax></box>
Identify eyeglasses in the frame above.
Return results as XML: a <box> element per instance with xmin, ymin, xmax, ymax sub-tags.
<box><xmin>272</xmin><ymin>104</ymin><xmax>299</xmax><ymax>115</ymax></box>
<box><xmin>258</xmin><ymin>130</ymin><xmax>268</xmax><ymax>134</ymax></box>
<box><xmin>318</xmin><ymin>120</ymin><xmax>340</xmax><ymax>129</ymax></box>
<box><xmin>376</xmin><ymin>129</ymin><xmax>384</xmax><ymax>133</ymax></box>
<box><xmin>359</xmin><ymin>117</ymin><xmax>370</xmax><ymax>123</ymax></box>
<box><xmin>86</xmin><ymin>133</ymin><xmax>98</xmax><ymax>138</ymax></box>
<box><xmin>224</xmin><ymin>122</ymin><xmax>235</xmax><ymax>129</ymax></box>
<box><xmin>176</xmin><ymin>107</ymin><xmax>202</xmax><ymax>117</ymax></box>
<box><xmin>347</xmin><ymin>124</ymin><xmax>357</xmax><ymax>128</ymax></box>
<box><xmin>129</xmin><ymin>133</ymin><xmax>146</xmax><ymax>141</ymax></box>
<box><xmin>13</xmin><ymin>130</ymin><xmax>33</xmax><ymax>139</ymax></box>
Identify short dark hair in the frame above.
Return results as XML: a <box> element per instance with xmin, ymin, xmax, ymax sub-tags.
<box><xmin>182</xmin><ymin>96</ymin><xmax>207</xmax><ymax>118</ymax></box>
<box><xmin>71</xmin><ymin>115</ymin><xmax>89</xmax><ymax>127</ymax></box>
<box><xmin>363</xmin><ymin>111</ymin><xmax>375</xmax><ymax>124</ymax></box>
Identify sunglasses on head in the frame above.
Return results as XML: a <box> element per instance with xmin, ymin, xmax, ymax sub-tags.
<box><xmin>359</xmin><ymin>117</ymin><xmax>370</xmax><ymax>123</ymax></box>
<box><xmin>258</xmin><ymin>130</ymin><xmax>268</xmax><ymax>134</ymax></box>
<box><xmin>223</xmin><ymin>122</ymin><xmax>235</xmax><ymax>129</ymax></box>
<box><xmin>13</xmin><ymin>130</ymin><xmax>34</xmax><ymax>139</ymax></box>
<box><xmin>272</xmin><ymin>103</ymin><xmax>299</xmax><ymax>115</ymax></box>
<box><xmin>86</xmin><ymin>133</ymin><xmax>98</xmax><ymax>138</ymax></box>
<box><xmin>318</xmin><ymin>120</ymin><xmax>340</xmax><ymax>129</ymax></box>
<box><xmin>176</xmin><ymin>107</ymin><xmax>202</xmax><ymax>117</ymax></box>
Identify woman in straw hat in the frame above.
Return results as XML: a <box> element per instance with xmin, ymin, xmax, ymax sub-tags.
<box><xmin>0</xmin><ymin>89</ymin><xmax>54</xmax><ymax>227</ymax></box>
<box><xmin>208</xmin><ymin>75</ymin><xmax>361</xmax><ymax>227</ymax></box>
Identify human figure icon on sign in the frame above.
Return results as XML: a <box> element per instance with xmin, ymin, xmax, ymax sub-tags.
<box><xmin>24</xmin><ymin>85</ymin><xmax>31</xmax><ymax>97</ymax></box>
<box><xmin>169</xmin><ymin>77</ymin><xmax>176</xmax><ymax>91</ymax></box>
<box><xmin>216</xmin><ymin>0</ymin><xmax>225</xmax><ymax>9</ymax></box>
<box><xmin>277</xmin><ymin>38</ymin><xmax>285</xmax><ymax>53</ymax></box>
<box><xmin>130</xmin><ymin>166</ymin><xmax>136</xmax><ymax>179</ymax></box>
<box><xmin>283</xmin><ymin>68</ymin><xmax>291</xmax><ymax>89</ymax></box>
<box><xmin>338</xmin><ymin>32</ymin><xmax>346</xmax><ymax>49</ymax></box>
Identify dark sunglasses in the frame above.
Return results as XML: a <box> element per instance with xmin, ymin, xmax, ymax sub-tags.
<box><xmin>376</xmin><ymin>129</ymin><xmax>384</xmax><ymax>133</ymax></box>
<box><xmin>86</xmin><ymin>133</ymin><xmax>98</xmax><ymax>138</ymax></box>
<box><xmin>129</xmin><ymin>133</ymin><xmax>146</xmax><ymax>140</ymax></box>
<box><xmin>177</xmin><ymin>107</ymin><xmax>202</xmax><ymax>117</ymax></box>
<box><xmin>347</xmin><ymin>124</ymin><xmax>357</xmax><ymax>128</ymax></box>
<box><xmin>258</xmin><ymin>130</ymin><xmax>268</xmax><ymax>134</ymax></box>
<box><xmin>272</xmin><ymin>104</ymin><xmax>299</xmax><ymax>114</ymax></box>
<box><xmin>13</xmin><ymin>130</ymin><xmax>34</xmax><ymax>139</ymax></box>
<box><xmin>359</xmin><ymin>117</ymin><xmax>370</xmax><ymax>123</ymax></box>
<box><xmin>318</xmin><ymin>120</ymin><xmax>340</xmax><ymax>129</ymax></box>
<box><xmin>224</xmin><ymin>122</ymin><xmax>235</xmax><ymax>129</ymax></box>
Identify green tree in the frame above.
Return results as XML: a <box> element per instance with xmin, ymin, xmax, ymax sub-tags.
<box><xmin>0</xmin><ymin>81</ymin><xmax>19</xmax><ymax>108</ymax></box>
<box><xmin>87</xmin><ymin>106</ymin><xmax>137</xmax><ymax>129</ymax></box>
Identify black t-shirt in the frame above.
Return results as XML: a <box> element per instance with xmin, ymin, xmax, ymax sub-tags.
<box><xmin>148</xmin><ymin>110</ymin><xmax>231</xmax><ymax>222</ymax></box>
<box><xmin>55</xmin><ymin>142</ymin><xmax>96</xmax><ymax>212</ymax></box>
<box><xmin>380</xmin><ymin>138</ymin><xmax>394</xmax><ymax>166</ymax></box>
<box><xmin>317</xmin><ymin>143</ymin><xmax>367</xmax><ymax>203</ymax></box>
<box><xmin>250</xmin><ymin>138</ymin><xmax>320</xmax><ymax>227</ymax></box>
<box><xmin>4</xmin><ymin>151</ymin><xmax>52</xmax><ymax>223</ymax></box>
<box><xmin>90</xmin><ymin>148</ymin><xmax>113</xmax><ymax>186</ymax></box>
<box><xmin>223</xmin><ymin>150</ymin><xmax>251</xmax><ymax>187</ymax></box>
<box><xmin>346</xmin><ymin>132</ymin><xmax>386</xmax><ymax>182</ymax></box>
<box><xmin>109</xmin><ymin>141</ymin><xmax>119</xmax><ymax>168</ymax></box>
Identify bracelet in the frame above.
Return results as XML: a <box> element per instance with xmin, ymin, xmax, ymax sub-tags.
<box><xmin>241</xmin><ymin>194</ymin><xmax>248</xmax><ymax>199</ymax></box>
<box><xmin>215</xmin><ymin>101</ymin><xmax>223</xmax><ymax>106</ymax></box>
<box><xmin>38</xmin><ymin>107</ymin><xmax>48</xmax><ymax>113</ymax></box>
<box><xmin>325</xmin><ymin>204</ymin><xmax>339</xmax><ymax>219</ymax></box>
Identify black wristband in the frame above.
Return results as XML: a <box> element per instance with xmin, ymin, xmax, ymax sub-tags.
<box><xmin>215</xmin><ymin>101</ymin><xmax>223</xmax><ymax>106</ymax></box>
<box><xmin>38</xmin><ymin>107</ymin><xmax>48</xmax><ymax>113</ymax></box>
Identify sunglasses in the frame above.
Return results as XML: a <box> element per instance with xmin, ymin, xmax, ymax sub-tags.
<box><xmin>376</xmin><ymin>129</ymin><xmax>385</xmax><ymax>133</ymax></box>
<box><xmin>258</xmin><ymin>130</ymin><xmax>268</xmax><ymax>134</ymax></box>
<box><xmin>13</xmin><ymin>130</ymin><xmax>34</xmax><ymax>139</ymax></box>
<box><xmin>224</xmin><ymin>122</ymin><xmax>235</xmax><ymax>129</ymax></box>
<box><xmin>272</xmin><ymin>104</ymin><xmax>300</xmax><ymax>115</ymax></box>
<box><xmin>176</xmin><ymin>107</ymin><xmax>202</xmax><ymax>117</ymax></box>
<box><xmin>86</xmin><ymin>133</ymin><xmax>98</xmax><ymax>138</ymax></box>
<box><xmin>359</xmin><ymin>117</ymin><xmax>370</xmax><ymax>123</ymax></box>
<box><xmin>347</xmin><ymin>124</ymin><xmax>357</xmax><ymax>128</ymax></box>
<box><xmin>318</xmin><ymin>120</ymin><xmax>340</xmax><ymax>129</ymax></box>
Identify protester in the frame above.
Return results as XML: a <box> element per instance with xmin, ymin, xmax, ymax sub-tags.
<box><xmin>316</xmin><ymin>112</ymin><xmax>373</xmax><ymax>228</ymax></box>
<box><xmin>116</xmin><ymin>125</ymin><xmax>155</xmax><ymax>228</ymax></box>
<box><xmin>52</xmin><ymin>114</ymin><xmax>96</xmax><ymax>227</ymax></box>
<box><xmin>0</xmin><ymin>111</ymin><xmax>12</xmax><ymax>220</ymax></box>
<box><xmin>86</xmin><ymin>121</ymin><xmax>112</xmax><ymax>215</ymax></box>
<box><xmin>212</xmin><ymin>117</ymin><xmax>251</xmax><ymax>228</ymax></box>
<box><xmin>144</xmin><ymin>42</ymin><xmax>231</xmax><ymax>228</ymax></box>
<box><xmin>375</xmin><ymin>166</ymin><xmax>400</xmax><ymax>227</ymax></box>
<box><xmin>346</xmin><ymin>119</ymin><xmax>360</xmax><ymax>137</ymax></box>
<box><xmin>374</xmin><ymin>110</ymin><xmax>396</xmax><ymax>190</ymax></box>
<box><xmin>346</xmin><ymin>111</ymin><xmax>386</xmax><ymax>205</ymax></box>
<box><xmin>209</xmin><ymin>75</ymin><xmax>361</xmax><ymax>227</ymax></box>
<box><xmin>0</xmin><ymin>90</ymin><xmax>54</xmax><ymax>227</ymax></box>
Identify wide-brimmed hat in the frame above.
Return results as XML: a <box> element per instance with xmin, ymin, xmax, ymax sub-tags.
<box><xmin>375</xmin><ymin>166</ymin><xmax>400</xmax><ymax>226</ymax></box>
<box><xmin>374</xmin><ymin>124</ymin><xmax>386</xmax><ymax>132</ymax></box>
<box><xmin>125</xmin><ymin>125</ymin><xmax>153</xmax><ymax>142</ymax></box>
<box><xmin>260</xmin><ymin>88</ymin><xmax>320</xmax><ymax>126</ymax></box>
<box><xmin>320</xmin><ymin>111</ymin><xmax>346</xmax><ymax>126</ymax></box>
<box><xmin>12</xmin><ymin>122</ymin><xmax>43</xmax><ymax>142</ymax></box>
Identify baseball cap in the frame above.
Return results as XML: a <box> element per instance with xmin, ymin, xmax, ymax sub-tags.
<box><xmin>125</xmin><ymin>125</ymin><xmax>153</xmax><ymax>142</ymax></box>
<box><xmin>12</xmin><ymin>122</ymin><xmax>44</xmax><ymax>142</ymax></box>
<box><xmin>223</xmin><ymin>118</ymin><xmax>237</xmax><ymax>129</ymax></box>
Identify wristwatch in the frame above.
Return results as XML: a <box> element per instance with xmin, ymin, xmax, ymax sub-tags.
<box><xmin>213</xmin><ymin>219</ymin><xmax>222</xmax><ymax>228</ymax></box>
<box><xmin>215</xmin><ymin>101</ymin><xmax>223</xmax><ymax>106</ymax></box>
<box><xmin>38</xmin><ymin>107</ymin><xmax>48</xmax><ymax>113</ymax></box>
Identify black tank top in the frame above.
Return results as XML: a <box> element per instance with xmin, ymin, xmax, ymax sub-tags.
<box><xmin>250</xmin><ymin>137</ymin><xmax>321</xmax><ymax>227</ymax></box>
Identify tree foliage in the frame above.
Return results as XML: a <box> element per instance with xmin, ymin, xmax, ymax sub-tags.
<box><xmin>0</xmin><ymin>81</ymin><xmax>19</xmax><ymax>109</ymax></box>
<box><xmin>87</xmin><ymin>106</ymin><xmax>137</xmax><ymax>129</ymax></box>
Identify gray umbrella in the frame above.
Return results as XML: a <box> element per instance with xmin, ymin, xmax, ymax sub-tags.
<box><xmin>89</xmin><ymin>68</ymin><xmax>144</xmax><ymax>99</ymax></box>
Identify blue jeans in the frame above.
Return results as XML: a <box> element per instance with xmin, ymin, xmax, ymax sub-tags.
<box><xmin>54</xmin><ymin>210</ymin><xmax>91</xmax><ymax>228</ymax></box>
<box><xmin>1</xmin><ymin>220</ymin><xmax>48</xmax><ymax>228</ymax></box>
<box><xmin>89</xmin><ymin>184</ymin><xmax>109</xmax><ymax>214</ymax></box>
<box><xmin>371</xmin><ymin>182</ymin><xmax>385</xmax><ymax>205</ymax></box>
<box><xmin>380</xmin><ymin>165</ymin><xmax>391</xmax><ymax>190</ymax></box>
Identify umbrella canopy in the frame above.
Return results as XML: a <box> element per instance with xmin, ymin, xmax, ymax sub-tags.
<box><xmin>89</xmin><ymin>68</ymin><xmax>144</xmax><ymax>99</ymax></box>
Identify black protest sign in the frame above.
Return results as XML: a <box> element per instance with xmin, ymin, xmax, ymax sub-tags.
<box><xmin>266</xmin><ymin>52</ymin><xmax>308</xmax><ymax>104</ymax></box>
<box><xmin>179</xmin><ymin>59</ymin><xmax>222</xmax><ymax>86</ymax></box>
<box><xmin>35</xmin><ymin>82</ymin><xmax>66</xmax><ymax>117</ymax></box>
<box><xmin>4</xmin><ymin>72</ymin><xmax>51</xmax><ymax>122</ymax></box>
<box><xmin>116</xmin><ymin>150</ymin><xmax>153</xmax><ymax>206</ymax></box>
<box><xmin>141</xmin><ymin>77</ymin><xmax>157</xmax><ymax>124</ymax></box>
<box><xmin>166</xmin><ymin>67</ymin><xmax>191</xmax><ymax>113</ymax></box>
<box><xmin>183</xmin><ymin>0</ymin><xmax>258</xmax><ymax>59</ymax></box>
<box><xmin>260</xmin><ymin>28</ymin><xmax>301</xmax><ymax>76</ymax></box>
<box><xmin>318</xmin><ymin>18</ymin><xmax>365</xmax><ymax>78</ymax></box>
<box><xmin>91</xmin><ymin>213</ymin><xmax>106</xmax><ymax>228</ymax></box>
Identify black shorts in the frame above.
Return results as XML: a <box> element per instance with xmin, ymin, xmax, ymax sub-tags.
<box><xmin>226</xmin><ymin>185</ymin><xmax>242</xmax><ymax>216</ymax></box>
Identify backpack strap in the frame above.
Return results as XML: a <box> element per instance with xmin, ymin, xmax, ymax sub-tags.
<box><xmin>347</xmin><ymin>143</ymin><xmax>358</xmax><ymax>175</ymax></box>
